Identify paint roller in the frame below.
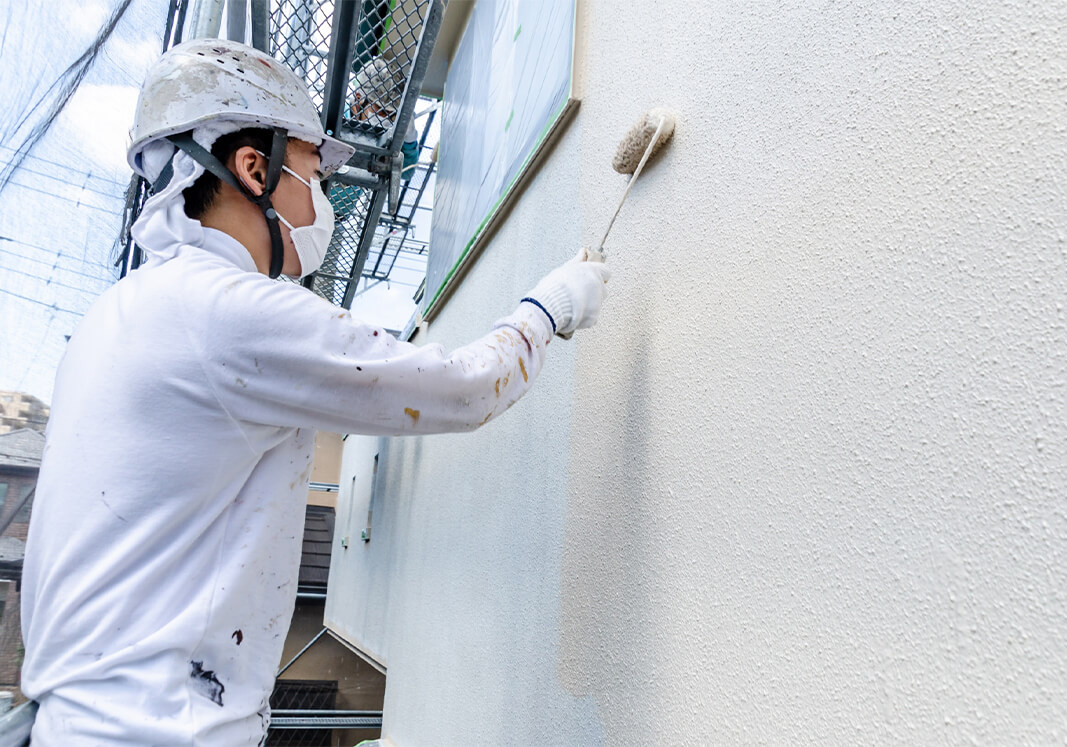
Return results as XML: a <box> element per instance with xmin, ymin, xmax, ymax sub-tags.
<box><xmin>556</xmin><ymin>108</ymin><xmax>676</xmax><ymax>339</ymax></box>
<box><xmin>586</xmin><ymin>107</ymin><xmax>677</xmax><ymax>262</ymax></box>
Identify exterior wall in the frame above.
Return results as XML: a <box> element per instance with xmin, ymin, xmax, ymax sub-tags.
<box><xmin>0</xmin><ymin>467</ymin><xmax>34</xmax><ymax>706</ymax></box>
<box><xmin>0</xmin><ymin>393</ymin><xmax>49</xmax><ymax>435</ymax></box>
<box><xmin>0</xmin><ymin>471</ymin><xmax>35</xmax><ymax>543</ymax></box>
<box><xmin>331</xmin><ymin>0</ymin><xmax>1067</xmax><ymax>743</ymax></box>
<box><xmin>0</xmin><ymin>582</ymin><xmax>23</xmax><ymax>699</ymax></box>
<box><xmin>307</xmin><ymin>431</ymin><xmax>343</xmax><ymax>509</ymax></box>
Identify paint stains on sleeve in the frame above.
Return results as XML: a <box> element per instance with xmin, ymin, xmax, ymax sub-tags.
<box><xmin>404</xmin><ymin>407</ymin><xmax>421</xmax><ymax>426</ymax></box>
<box><xmin>495</xmin><ymin>378</ymin><xmax>501</xmax><ymax>396</ymax></box>
<box><xmin>190</xmin><ymin>661</ymin><xmax>225</xmax><ymax>706</ymax></box>
<box><xmin>232</xmin><ymin>629</ymin><xmax>243</xmax><ymax>645</ymax></box>
<box><xmin>519</xmin><ymin>357</ymin><xmax>528</xmax><ymax>383</ymax></box>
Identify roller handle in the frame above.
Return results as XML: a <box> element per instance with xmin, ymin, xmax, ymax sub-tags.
<box><xmin>593</xmin><ymin>114</ymin><xmax>670</xmax><ymax>259</ymax></box>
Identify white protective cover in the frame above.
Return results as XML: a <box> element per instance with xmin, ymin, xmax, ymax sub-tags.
<box><xmin>20</xmin><ymin>197</ymin><xmax>552</xmax><ymax>744</ymax></box>
<box><xmin>128</xmin><ymin>39</ymin><xmax>355</xmax><ymax>178</ymax></box>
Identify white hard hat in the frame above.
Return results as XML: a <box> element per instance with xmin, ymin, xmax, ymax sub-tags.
<box><xmin>128</xmin><ymin>39</ymin><xmax>354</xmax><ymax>178</ymax></box>
<box><xmin>354</xmin><ymin>57</ymin><xmax>399</xmax><ymax>108</ymax></box>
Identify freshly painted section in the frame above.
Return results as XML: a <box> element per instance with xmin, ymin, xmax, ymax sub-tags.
<box><xmin>335</xmin><ymin>118</ymin><xmax>604</xmax><ymax>744</ymax></box>
<box><xmin>329</xmin><ymin>0</ymin><xmax>1067</xmax><ymax>742</ymax></box>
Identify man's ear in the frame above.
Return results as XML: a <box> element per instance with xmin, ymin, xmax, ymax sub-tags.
<box><xmin>232</xmin><ymin>145</ymin><xmax>267</xmax><ymax>196</ymax></box>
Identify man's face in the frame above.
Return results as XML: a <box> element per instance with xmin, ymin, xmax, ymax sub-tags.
<box><xmin>271</xmin><ymin>139</ymin><xmax>325</xmax><ymax>277</ymax></box>
<box><xmin>354</xmin><ymin>93</ymin><xmax>394</xmax><ymax>124</ymax></box>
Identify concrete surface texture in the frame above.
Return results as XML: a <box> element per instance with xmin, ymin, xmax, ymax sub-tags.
<box><xmin>332</xmin><ymin>0</ymin><xmax>1067</xmax><ymax>742</ymax></box>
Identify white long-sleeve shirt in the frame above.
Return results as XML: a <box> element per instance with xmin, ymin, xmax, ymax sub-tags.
<box><xmin>21</xmin><ymin>225</ymin><xmax>552</xmax><ymax>745</ymax></box>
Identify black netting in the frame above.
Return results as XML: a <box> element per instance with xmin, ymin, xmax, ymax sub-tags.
<box><xmin>269</xmin><ymin>0</ymin><xmax>435</xmax><ymax>307</ymax></box>
<box><xmin>345</xmin><ymin>1</ymin><xmax>430</xmax><ymax>137</ymax></box>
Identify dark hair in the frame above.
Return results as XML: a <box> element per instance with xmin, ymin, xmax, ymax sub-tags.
<box><xmin>182</xmin><ymin>127</ymin><xmax>284</xmax><ymax>219</ymax></box>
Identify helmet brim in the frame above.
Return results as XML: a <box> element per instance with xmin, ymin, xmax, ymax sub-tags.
<box><xmin>318</xmin><ymin>133</ymin><xmax>356</xmax><ymax>177</ymax></box>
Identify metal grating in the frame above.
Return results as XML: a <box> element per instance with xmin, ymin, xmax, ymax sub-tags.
<box><xmin>266</xmin><ymin>680</ymin><xmax>383</xmax><ymax>745</ymax></box>
<box><xmin>118</xmin><ymin>0</ymin><xmax>191</xmax><ymax>277</ymax></box>
<box><xmin>306</xmin><ymin>180</ymin><xmax>376</xmax><ymax>306</ymax></box>
<box><xmin>361</xmin><ymin>104</ymin><xmax>435</xmax><ymax>284</ymax></box>
<box><xmin>123</xmin><ymin>0</ymin><xmax>445</xmax><ymax>311</ymax></box>
<box><xmin>266</xmin><ymin>680</ymin><xmax>336</xmax><ymax>745</ymax></box>
<box><xmin>270</xmin><ymin>0</ymin><xmax>444</xmax><ymax>310</ymax></box>
<box><xmin>343</xmin><ymin>0</ymin><xmax>427</xmax><ymax>144</ymax></box>
<box><xmin>269</xmin><ymin>710</ymin><xmax>383</xmax><ymax>729</ymax></box>
<box><xmin>269</xmin><ymin>1</ymin><xmax>332</xmax><ymax>113</ymax></box>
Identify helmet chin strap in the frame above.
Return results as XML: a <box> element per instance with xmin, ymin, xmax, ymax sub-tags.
<box><xmin>166</xmin><ymin>127</ymin><xmax>289</xmax><ymax>278</ymax></box>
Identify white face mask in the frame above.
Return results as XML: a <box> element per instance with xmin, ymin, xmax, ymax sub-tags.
<box><xmin>256</xmin><ymin>153</ymin><xmax>335</xmax><ymax>277</ymax></box>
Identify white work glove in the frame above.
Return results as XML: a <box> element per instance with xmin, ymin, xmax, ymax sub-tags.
<box><xmin>524</xmin><ymin>248</ymin><xmax>610</xmax><ymax>338</ymax></box>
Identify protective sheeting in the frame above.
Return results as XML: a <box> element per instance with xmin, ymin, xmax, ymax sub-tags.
<box><xmin>0</xmin><ymin>0</ymin><xmax>133</xmax><ymax>199</ymax></box>
<box><xmin>0</xmin><ymin>0</ymin><xmax>170</xmax><ymax>401</ymax></box>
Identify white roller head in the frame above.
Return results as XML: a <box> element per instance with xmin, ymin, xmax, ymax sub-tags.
<box><xmin>611</xmin><ymin>107</ymin><xmax>677</xmax><ymax>174</ymax></box>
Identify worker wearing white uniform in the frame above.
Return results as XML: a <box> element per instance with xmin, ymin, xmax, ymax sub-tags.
<box><xmin>20</xmin><ymin>39</ymin><xmax>609</xmax><ymax>745</ymax></box>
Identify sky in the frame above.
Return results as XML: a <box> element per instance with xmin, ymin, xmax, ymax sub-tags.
<box><xmin>0</xmin><ymin>0</ymin><xmax>435</xmax><ymax>405</ymax></box>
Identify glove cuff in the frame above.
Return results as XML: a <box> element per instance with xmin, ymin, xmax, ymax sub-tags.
<box><xmin>520</xmin><ymin>298</ymin><xmax>556</xmax><ymax>334</ymax></box>
<box><xmin>528</xmin><ymin>282</ymin><xmax>573</xmax><ymax>334</ymax></box>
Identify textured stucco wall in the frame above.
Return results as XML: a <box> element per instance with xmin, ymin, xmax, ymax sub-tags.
<box><xmin>332</xmin><ymin>119</ymin><xmax>604</xmax><ymax>745</ymax></box>
<box><xmin>330</xmin><ymin>0</ymin><xmax>1067</xmax><ymax>743</ymax></box>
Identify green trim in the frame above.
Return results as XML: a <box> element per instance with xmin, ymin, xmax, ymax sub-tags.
<box><xmin>378</xmin><ymin>0</ymin><xmax>398</xmax><ymax>53</ymax></box>
<box><xmin>424</xmin><ymin>1</ymin><xmax>578</xmax><ymax>317</ymax></box>
<box><xmin>425</xmin><ymin>94</ymin><xmax>573</xmax><ymax>315</ymax></box>
<box><xmin>504</xmin><ymin>109</ymin><xmax>514</xmax><ymax>132</ymax></box>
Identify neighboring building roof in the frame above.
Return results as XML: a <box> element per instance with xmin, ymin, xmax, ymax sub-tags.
<box><xmin>298</xmin><ymin>505</ymin><xmax>335</xmax><ymax>595</ymax></box>
<box><xmin>0</xmin><ymin>429</ymin><xmax>45</xmax><ymax>470</ymax></box>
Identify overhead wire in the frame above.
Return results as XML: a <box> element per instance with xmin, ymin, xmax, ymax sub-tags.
<box><xmin>0</xmin><ymin>248</ymin><xmax>115</xmax><ymax>283</ymax></box>
<box><xmin>1</xmin><ymin>261</ymin><xmax>111</xmax><ymax>292</ymax></box>
<box><xmin>3</xmin><ymin>179</ymin><xmax>122</xmax><ymax>215</ymax></box>
<box><xmin>0</xmin><ymin>234</ymin><xmax>115</xmax><ymax>271</ymax></box>
<box><xmin>1</xmin><ymin>0</ymin><xmax>168</xmax><ymax>399</ymax></box>
<box><xmin>1</xmin><ymin>267</ymin><xmax>110</xmax><ymax>295</ymax></box>
<box><xmin>0</xmin><ymin>146</ymin><xmax>128</xmax><ymax>187</ymax></box>
<box><xmin>0</xmin><ymin>0</ymin><xmax>135</xmax><ymax>197</ymax></box>
<box><xmin>0</xmin><ymin>287</ymin><xmax>85</xmax><ymax>315</ymax></box>
<box><xmin>14</xmin><ymin>314</ymin><xmax>59</xmax><ymax>392</ymax></box>
<box><xmin>0</xmin><ymin>159</ymin><xmax>128</xmax><ymax>201</ymax></box>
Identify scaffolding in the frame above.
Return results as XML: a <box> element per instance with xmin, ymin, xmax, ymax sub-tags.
<box><xmin>120</xmin><ymin>0</ymin><xmax>446</xmax><ymax>314</ymax></box>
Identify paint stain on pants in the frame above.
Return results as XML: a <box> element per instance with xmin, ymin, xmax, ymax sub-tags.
<box><xmin>190</xmin><ymin>660</ymin><xmax>225</xmax><ymax>706</ymax></box>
